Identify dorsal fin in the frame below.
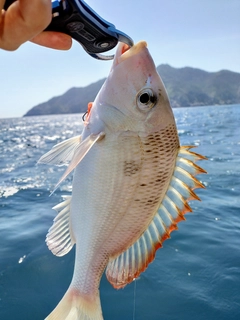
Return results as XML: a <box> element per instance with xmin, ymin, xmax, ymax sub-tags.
<box><xmin>106</xmin><ymin>146</ymin><xmax>207</xmax><ymax>289</ymax></box>
<box><xmin>46</xmin><ymin>196</ymin><xmax>75</xmax><ymax>257</ymax></box>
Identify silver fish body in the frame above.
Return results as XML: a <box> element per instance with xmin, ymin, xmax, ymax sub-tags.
<box><xmin>39</xmin><ymin>41</ymin><xmax>206</xmax><ymax>320</ymax></box>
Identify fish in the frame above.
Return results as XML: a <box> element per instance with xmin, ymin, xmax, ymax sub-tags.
<box><xmin>39</xmin><ymin>40</ymin><xmax>207</xmax><ymax>320</ymax></box>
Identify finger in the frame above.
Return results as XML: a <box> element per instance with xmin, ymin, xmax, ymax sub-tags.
<box><xmin>0</xmin><ymin>0</ymin><xmax>5</xmax><ymax>10</ymax></box>
<box><xmin>31</xmin><ymin>31</ymin><xmax>72</xmax><ymax>50</ymax></box>
<box><xmin>0</xmin><ymin>0</ymin><xmax>52</xmax><ymax>50</ymax></box>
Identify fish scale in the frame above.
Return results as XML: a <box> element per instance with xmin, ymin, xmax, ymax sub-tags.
<box><xmin>104</xmin><ymin>128</ymin><xmax>179</xmax><ymax>258</ymax></box>
<box><xmin>38</xmin><ymin>41</ymin><xmax>207</xmax><ymax>320</ymax></box>
<box><xmin>69</xmin><ymin>133</ymin><xmax>144</xmax><ymax>293</ymax></box>
<box><xmin>69</xmin><ymin>127</ymin><xmax>179</xmax><ymax>296</ymax></box>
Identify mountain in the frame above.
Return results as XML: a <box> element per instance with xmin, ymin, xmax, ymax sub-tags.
<box><xmin>24</xmin><ymin>65</ymin><xmax>240</xmax><ymax>116</ymax></box>
<box><xmin>24</xmin><ymin>79</ymin><xmax>105</xmax><ymax>116</ymax></box>
<box><xmin>157</xmin><ymin>65</ymin><xmax>240</xmax><ymax>107</ymax></box>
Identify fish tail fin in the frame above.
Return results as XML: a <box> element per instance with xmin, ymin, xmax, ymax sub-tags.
<box><xmin>45</xmin><ymin>288</ymin><xmax>103</xmax><ymax>320</ymax></box>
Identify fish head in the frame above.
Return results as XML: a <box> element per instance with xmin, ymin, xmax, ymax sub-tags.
<box><xmin>94</xmin><ymin>41</ymin><xmax>176</xmax><ymax>134</ymax></box>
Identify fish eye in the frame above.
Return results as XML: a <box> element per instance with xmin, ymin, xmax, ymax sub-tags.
<box><xmin>136</xmin><ymin>88</ymin><xmax>157</xmax><ymax>112</ymax></box>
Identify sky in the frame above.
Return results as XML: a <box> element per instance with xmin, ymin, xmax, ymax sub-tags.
<box><xmin>0</xmin><ymin>0</ymin><xmax>239</xmax><ymax>118</ymax></box>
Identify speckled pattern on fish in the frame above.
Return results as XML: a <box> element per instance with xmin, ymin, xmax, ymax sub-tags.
<box><xmin>39</xmin><ymin>41</ymin><xmax>206</xmax><ymax>320</ymax></box>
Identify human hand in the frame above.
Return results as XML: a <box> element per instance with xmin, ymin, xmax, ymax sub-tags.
<box><xmin>0</xmin><ymin>0</ymin><xmax>72</xmax><ymax>50</ymax></box>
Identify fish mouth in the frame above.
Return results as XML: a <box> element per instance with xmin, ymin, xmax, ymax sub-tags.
<box><xmin>114</xmin><ymin>41</ymin><xmax>148</xmax><ymax>65</ymax></box>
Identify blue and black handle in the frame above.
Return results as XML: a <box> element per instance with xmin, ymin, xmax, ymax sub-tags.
<box><xmin>3</xmin><ymin>0</ymin><xmax>133</xmax><ymax>60</ymax></box>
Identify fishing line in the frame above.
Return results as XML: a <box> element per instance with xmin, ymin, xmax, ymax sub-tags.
<box><xmin>132</xmin><ymin>278</ymin><xmax>137</xmax><ymax>320</ymax></box>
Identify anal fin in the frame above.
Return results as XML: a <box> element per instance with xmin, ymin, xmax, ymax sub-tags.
<box><xmin>46</xmin><ymin>196</ymin><xmax>75</xmax><ymax>257</ymax></box>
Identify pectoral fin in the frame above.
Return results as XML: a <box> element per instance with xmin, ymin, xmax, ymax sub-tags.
<box><xmin>51</xmin><ymin>132</ymin><xmax>105</xmax><ymax>194</ymax></box>
<box><xmin>38</xmin><ymin>135</ymin><xmax>82</xmax><ymax>165</ymax></box>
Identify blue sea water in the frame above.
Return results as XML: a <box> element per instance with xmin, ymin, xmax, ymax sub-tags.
<box><xmin>0</xmin><ymin>104</ymin><xmax>240</xmax><ymax>320</ymax></box>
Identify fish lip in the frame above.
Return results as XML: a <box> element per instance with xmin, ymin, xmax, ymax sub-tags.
<box><xmin>114</xmin><ymin>41</ymin><xmax>148</xmax><ymax>66</ymax></box>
